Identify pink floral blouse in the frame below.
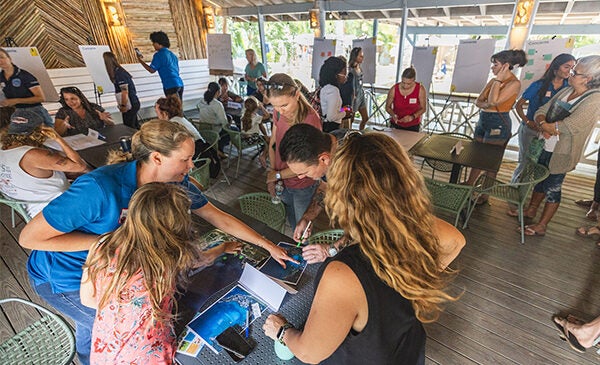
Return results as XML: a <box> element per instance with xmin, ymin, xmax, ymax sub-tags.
<box><xmin>90</xmin><ymin>261</ymin><xmax>175</xmax><ymax>365</ymax></box>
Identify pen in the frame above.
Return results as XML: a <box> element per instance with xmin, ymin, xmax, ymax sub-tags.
<box><xmin>245</xmin><ymin>310</ymin><xmax>250</xmax><ymax>338</ymax></box>
<box><xmin>555</xmin><ymin>122</ymin><xmax>559</xmax><ymax>141</ymax></box>
<box><xmin>297</xmin><ymin>221</ymin><xmax>312</xmax><ymax>247</ymax></box>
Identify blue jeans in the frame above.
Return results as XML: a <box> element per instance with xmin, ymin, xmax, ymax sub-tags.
<box><xmin>474</xmin><ymin>111</ymin><xmax>511</xmax><ymax>144</ymax></box>
<box><xmin>281</xmin><ymin>182</ymin><xmax>318</xmax><ymax>230</ymax></box>
<box><xmin>33</xmin><ymin>281</ymin><xmax>96</xmax><ymax>365</ymax></box>
<box><xmin>511</xmin><ymin>122</ymin><xmax>539</xmax><ymax>183</ymax></box>
<box><xmin>533</xmin><ymin>150</ymin><xmax>566</xmax><ymax>203</ymax></box>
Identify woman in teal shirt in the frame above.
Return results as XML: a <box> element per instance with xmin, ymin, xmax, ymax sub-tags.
<box><xmin>244</xmin><ymin>49</ymin><xmax>267</xmax><ymax>96</ymax></box>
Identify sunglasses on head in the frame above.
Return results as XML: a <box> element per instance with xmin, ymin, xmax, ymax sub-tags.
<box><xmin>263</xmin><ymin>81</ymin><xmax>298</xmax><ymax>91</ymax></box>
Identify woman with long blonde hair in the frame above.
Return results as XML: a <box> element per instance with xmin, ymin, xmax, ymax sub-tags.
<box><xmin>81</xmin><ymin>183</ymin><xmax>240</xmax><ymax>363</ymax></box>
<box><xmin>263</xmin><ymin>132</ymin><xmax>457</xmax><ymax>364</ymax></box>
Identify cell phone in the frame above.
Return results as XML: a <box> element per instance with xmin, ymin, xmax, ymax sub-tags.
<box><xmin>134</xmin><ymin>48</ymin><xmax>142</xmax><ymax>57</ymax></box>
<box><xmin>215</xmin><ymin>326</ymin><xmax>254</xmax><ymax>362</ymax></box>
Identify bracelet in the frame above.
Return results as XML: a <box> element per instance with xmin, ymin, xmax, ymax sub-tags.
<box><xmin>277</xmin><ymin>322</ymin><xmax>294</xmax><ymax>345</ymax></box>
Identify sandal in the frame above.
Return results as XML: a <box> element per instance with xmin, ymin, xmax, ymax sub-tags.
<box><xmin>575</xmin><ymin>226</ymin><xmax>600</xmax><ymax>240</ymax></box>
<box><xmin>575</xmin><ymin>199</ymin><xmax>594</xmax><ymax>208</ymax></box>
<box><xmin>518</xmin><ymin>224</ymin><xmax>545</xmax><ymax>236</ymax></box>
<box><xmin>552</xmin><ymin>315</ymin><xmax>587</xmax><ymax>341</ymax></box>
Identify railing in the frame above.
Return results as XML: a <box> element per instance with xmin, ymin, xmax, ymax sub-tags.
<box><xmin>362</xmin><ymin>84</ymin><xmax>600</xmax><ymax>168</ymax></box>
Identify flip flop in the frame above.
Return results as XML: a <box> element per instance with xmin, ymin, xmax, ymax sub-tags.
<box><xmin>575</xmin><ymin>226</ymin><xmax>600</xmax><ymax>241</ymax></box>
<box><xmin>552</xmin><ymin>315</ymin><xmax>587</xmax><ymax>341</ymax></box>
<box><xmin>519</xmin><ymin>225</ymin><xmax>545</xmax><ymax>236</ymax></box>
<box><xmin>563</xmin><ymin>321</ymin><xmax>586</xmax><ymax>353</ymax></box>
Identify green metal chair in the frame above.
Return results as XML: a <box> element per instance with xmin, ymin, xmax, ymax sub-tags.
<box><xmin>238</xmin><ymin>192</ymin><xmax>286</xmax><ymax>233</ymax></box>
<box><xmin>307</xmin><ymin>229</ymin><xmax>345</xmax><ymax>245</ymax></box>
<box><xmin>466</xmin><ymin>160</ymin><xmax>549</xmax><ymax>243</ymax></box>
<box><xmin>422</xmin><ymin>132</ymin><xmax>473</xmax><ymax>181</ymax></box>
<box><xmin>224</xmin><ymin>125</ymin><xmax>265</xmax><ymax>178</ymax></box>
<box><xmin>424</xmin><ymin>177</ymin><xmax>474</xmax><ymax>228</ymax></box>
<box><xmin>0</xmin><ymin>297</ymin><xmax>76</xmax><ymax>365</ymax></box>
<box><xmin>0</xmin><ymin>194</ymin><xmax>48</xmax><ymax>228</ymax></box>
<box><xmin>191</xmin><ymin>119</ymin><xmax>218</xmax><ymax>131</ymax></box>
<box><xmin>189</xmin><ymin>157</ymin><xmax>211</xmax><ymax>192</ymax></box>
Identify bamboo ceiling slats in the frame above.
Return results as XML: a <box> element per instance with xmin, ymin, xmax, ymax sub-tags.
<box><xmin>0</xmin><ymin>0</ymin><xmax>209</xmax><ymax>68</ymax></box>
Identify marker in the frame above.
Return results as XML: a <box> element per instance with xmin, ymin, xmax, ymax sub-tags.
<box><xmin>297</xmin><ymin>221</ymin><xmax>312</xmax><ymax>247</ymax></box>
<box><xmin>245</xmin><ymin>310</ymin><xmax>250</xmax><ymax>338</ymax></box>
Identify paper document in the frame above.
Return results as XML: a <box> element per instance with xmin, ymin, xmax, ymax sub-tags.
<box><xmin>43</xmin><ymin>134</ymin><xmax>105</xmax><ymax>151</ymax></box>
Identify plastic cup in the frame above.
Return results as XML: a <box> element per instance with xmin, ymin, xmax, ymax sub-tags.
<box><xmin>274</xmin><ymin>340</ymin><xmax>295</xmax><ymax>360</ymax></box>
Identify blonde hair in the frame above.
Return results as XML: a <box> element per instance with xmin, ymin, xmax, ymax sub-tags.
<box><xmin>0</xmin><ymin>127</ymin><xmax>47</xmax><ymax>149</ymax></box>
<box><xmin>324</xmin><ymin>132</ymin><xmax>456</xmax><ymax>323</ymax></box>
<box><xmin>106</xmin><ymin>119</ymin><xmax>193</xmax><ymax>164</ymax></box>
<box><xmin>83</xmin><ymin>183</ymin><xmax>198</xmax><ymax>324</ymax></box>
<box><xmin>245</xmin><ymin>49</ymin><xmax>257</xmax><ymax>65</ymax></box>
<box><xmin>267</xmin><ymin>73</ymin><xmax>313</xmax><ymax>124</ymax></box>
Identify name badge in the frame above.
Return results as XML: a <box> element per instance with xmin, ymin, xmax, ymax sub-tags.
<box><xmin>409</xmin><ymin>98</ymin><xmax>417</xmax><ymax>104</ymax></box>
<box><xmin>545</xmin><ymin>91</ymin><xmax>552</xmax><ymax>98</ymax></box>
<box><xmin>490</xmin><ymin>129</ymin><xmax>501</xmax><ymax>136</ymax></box>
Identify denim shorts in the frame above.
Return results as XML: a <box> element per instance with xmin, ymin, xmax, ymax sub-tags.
<box><xmin>474</xmin><ymin>111</ymin><xmax>511</xmax><ymax>144</ymax></box>
<box><xmin>533</xmin><ymin>150</ymin><xmax>566</xmax><ymax>203</ymax></box>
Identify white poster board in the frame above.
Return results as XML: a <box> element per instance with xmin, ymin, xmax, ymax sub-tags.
<box><xmin>410</xmin><ymin>46</ymin><xmax>437</xmax><ymax>93</ymax></box>
<box><xmin>450</xmin><ymin>39</ymin><xmax>496</xmax><ymax>94</ymax></box>
<box><xmin>352</xmin><ymin>38</ymin><xmax>377</xmax><ymax>84</ymax></box>
<box><xmin>2</xmin><ymin>47</ymin><xmax>59</xmax><ymax>101</ymax></box>
<box><xmin>520</xmin><ymin>38</ymin><xmax>574</xmax><ymax>92</ymax></box>
<box><xmin>311</xmin><ymin>38</ymin><xmax>337</xmax><ymax>81</ymax></box>
<box><xmin>207</xmin><ymin>34</ymin><xmax>234</xmax><ymax>74</ymax></box>
<box><xmin>79</xmin><ymin>45</ymin><xmax>112</xmax><ymax>95</ymax></box>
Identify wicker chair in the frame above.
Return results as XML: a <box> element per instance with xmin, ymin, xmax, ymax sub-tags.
<box><xmin>422</xmin><ymin>132</ymin><xmax>473</xmax><ymax>181</ymax></box>
<box><xmin>238</xmin><ymin>192</ymin><xmax>286</xmax><ymax>233</ymax></box>
<box><xmin>0</xmin><ymin>298</ymin><xmax>76</xmax><ymax>365</ymax></box>
<box><xmin>466</xmin><ymin>161</ymin><xmax>549</xmax><ymax>243</ymax></box>
<box><xmin>424</xmin><ymin>177</ymin><xmax>474</xmax><ymax>228</ymax></box>
<box><xmin>0</xmin><ymin>193</ymin><xmax>49</xmax><ymax>228</ymax></box>
<box><xmin>224</xmin><ymin>125</ymin><xmax>265</xmax><ymax>178</ymax></box>
<box><xmin>307</xmin><ymin>229</ymin><xmax>345</xmax><ymax>246</ymax></box>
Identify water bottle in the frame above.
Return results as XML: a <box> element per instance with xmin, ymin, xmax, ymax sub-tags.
<box><xmin>272</xmin><ymin>180</ymin><xmax>284</xmax><ymax>204</ymax></box>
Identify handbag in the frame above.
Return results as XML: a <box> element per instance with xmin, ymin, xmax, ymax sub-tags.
<box><xmin>527</xmin><ymin>136</ymin><xmax>545</xmax><ymax>161</ymax></box>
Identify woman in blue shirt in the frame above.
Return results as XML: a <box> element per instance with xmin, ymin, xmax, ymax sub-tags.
<box><xmin>508</xmin><ymin>53</ymin><xmax>575</xmax><ymax>216</ymax></box>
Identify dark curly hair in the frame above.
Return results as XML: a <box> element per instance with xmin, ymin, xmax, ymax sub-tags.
<box><xmin>150</xmin><ymin>31</ymin><xmax>170</xmax><ymax>48</ymax></box>
<box><xmin>319</xmin><ymin>57</ymin><xmax>347</xmax><ymax>88</ymax></box>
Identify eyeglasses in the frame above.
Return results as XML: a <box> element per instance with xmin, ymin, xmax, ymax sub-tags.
<box><xmin>263</xmin><ymin>82</ymin><xmax>298</xmax><ymax>91</ymax></box>
<box><xmin>343</xmin><ymin>130</ymin><xmax>363</xmax><ymax>142</ymax></box>
<box><xmin>569</xmin><ymin>69</ymin><xmax>587</xmax><ymax>78</ymax></box>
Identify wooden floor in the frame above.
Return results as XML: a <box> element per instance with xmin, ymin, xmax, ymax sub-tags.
<box><xmin>1</xmin><ymin>146</ymin><xmax>600</xmax><ymax>364</ymax></box>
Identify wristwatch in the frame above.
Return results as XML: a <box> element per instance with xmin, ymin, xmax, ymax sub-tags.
<box><xmin>277</xmin><ymin>322</ymin><xmax>294</xmax><ymax>345</ymax></box>
<box><xmin>327</xmin><ymin>243</ymin><xmax>338</xmax><ymax>257</ymax></box>
<box><xmin>275</xmin><ymin>171</ymin><xmax>282</xmax><ymax>180</ymax></box>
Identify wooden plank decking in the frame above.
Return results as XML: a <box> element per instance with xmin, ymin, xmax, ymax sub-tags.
<box><xmin>1</xmin><ymin>145</ymin><xmax>599</xmax><ymax>365</ymax></box>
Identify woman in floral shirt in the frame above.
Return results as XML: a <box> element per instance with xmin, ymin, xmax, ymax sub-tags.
<box><xmin>81</xmin><ymin>183</ymin><xmax>240</xmax><ymax>364</ymax></box>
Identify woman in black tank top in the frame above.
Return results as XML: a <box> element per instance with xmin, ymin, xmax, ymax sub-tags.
<box><xmin>263</xmin><ymin>132</ymin><xmax>462</xmax><ymax>364</ymax></box>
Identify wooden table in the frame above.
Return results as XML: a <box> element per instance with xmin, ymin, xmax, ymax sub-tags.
<box><xmin>77</xmin><ymin>124</ymin><xmax>137</xmax><ymax>168</ymax></box>
<box><xmin>176</xmin><ymin>199</ymin><xmax>317</xmax><ymax>365</ymax></box>
<box><xmin>411</xmin><ymin>134</ymin><xmax>505</xmax><ymax>183</ymax></box>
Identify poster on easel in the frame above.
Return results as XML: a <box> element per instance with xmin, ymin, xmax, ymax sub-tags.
<box><xmin>311</xmin><ymin>38</ymin><xmax>338</xmax><ymax>81</ymax></box>
<box><xmin>2</xmin><ymin>47</ymin><xmax>59</xmax><ymax>101</ymax></box>
<box><xmin>520</xmin><ymin>38</ymin><xmax>574</xmax><ymax>92</ymax></box>
<box><xmin>207</xmin><ymin>34</ymin><xmax>234</xmax><ymax>76</ymax></box>
<box><xmin>79</xmin><ymin>45</ymin><xmax>113</xmax><ymax>96</ymax></box>
<box><xmin>450</xmin><ymin>39</ymin><xmax>497</xmax><ymax>94</ymax></box>
<box><xmin>352</xmin><ymin>38</ymin><xmax>377</xmax><ymax>84</ymax></box>
<box><xmin>410</xmin><ymin>46</ymin><xmax>437</xmax><ymax>94</ymax></box>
